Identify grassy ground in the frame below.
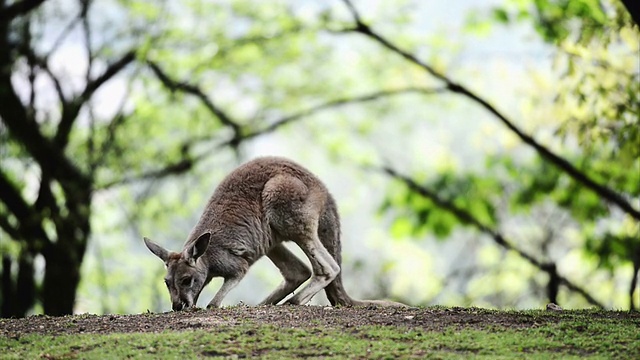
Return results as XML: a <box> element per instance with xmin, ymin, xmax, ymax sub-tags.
<box><xmin>2</xmin><ymin>307</ymin><xmax>639</xmax><ymax>359</ymax></box>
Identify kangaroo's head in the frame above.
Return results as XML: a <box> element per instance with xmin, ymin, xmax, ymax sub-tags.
<box><xmin>143</xmin><ymin>232</ymin><xmax>211</xmax><ymax>311</ymax></box>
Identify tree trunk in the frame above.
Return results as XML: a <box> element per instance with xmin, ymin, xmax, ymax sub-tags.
<box><xmin>16</xmin><ymin>251</ymin><xmax>35</xmax><ymax>316</ymax></box>
<box><xmin>630</xmin><ymin>258</ymin><xmax>639</xmax><ymax>311</ymax></box>
<box><xmin>41</xmin><ymin>195</ymin><xmax>91</xmax><ymax>316</ymax></box>
<box><xmin>545</xmin><ymin>263</ymin><xmax>559</xmax><ymax>305</ymax></box>
<box><xmin>1</xmin><ymin>255</ymin><xmax>15</xmax><ymax>317</ymax></box>
<box><xmin>620</xmin><ymin>0</ymin><xmax>640</xmax><ymax>26</ymax></box>
<box><xmin>42</xmin><ymin>243</ymin><xmax>84</xmax><ymax>315</ymax></box>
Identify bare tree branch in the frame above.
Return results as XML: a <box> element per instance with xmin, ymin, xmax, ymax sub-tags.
<box><xmin>97</xmin><ymin>156</ymin><xmax>200</xmax><ymax>191</ymax></box>
<box><xmin>97</xmin><ymin>86</ymin><xmax>446</xmax><ymax>189</ymax></box>
<box><xmin>149</xmin><ymin>59</ymin><xmax>449</xmax><ymax>153</ymax></box>
<box><xmin>630</xmin><ymin>253</ymin><xmax>640</xmax><ymax>310</ymax></box>
<box><xmin>0</xmin><ymin>0</ymin><xmax>47</xmax><ymax>22</ymax></box>
<box><xmin>45</xmin><ymin>9</ymin><xmax>83</xmax><ymax>56</ymax></box>
<box><xmin>79</xmin><ymin>0</ymin><xmax>92</xmax><ymax>79</ymax></box>
<box><xmin>14</xmin><ymin>22</ymin><xmax>68</xmax><ymax>108</ymax></box>
<box><xmin>236</xmin><ymin>87</ymin><xmax>448</xmax><ymax>144</ymax></box>
<box><xmin>382</xmin><ymin>165</ymin><xmax>605</xmax><ymax>308</ymax></box>
<box><xmin>341</xmin><ymin>0</ymin><xmax>640</xmax><ymax>221</ymax></box>
<box><xmin>91</xmin><ymin>73</ymin><xmax>138</xmax><ymax>173</ymax></box>
<box><xmin>0</xmin><ymin>169</ymin><xmax>51</xmax><ymax>250</ymax></box>
<box><xmin>87</xmin><ymin>54</ymin><xmax>137</xmax><ymax>97</ymax></box>
<box><xmin>147</xmin><ymin>60</ymin><xmax>243</xmax><ymax>145</ymax></box>
<box><xmin>619</xmin><ymin>0</ymin><xmax>640</xmax><ymax>26</ymax></box>
<box><xmin>54</xmin><ymin>50</ymin><xmax>136</xmax><ymax>149</ymax></box>
<box><xmin>0</xmin><ymin>64</ymin><xmax>90</xmax><ymax>189</ymax></box>
<box><xmin>0</xmin><ymin>213</ymin><xmax>21</xmax><ymax>240</ymax></box>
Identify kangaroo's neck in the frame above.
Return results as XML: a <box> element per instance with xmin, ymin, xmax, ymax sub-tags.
<box><xmin>185</xmin><ymin>199</ymin><xmax>272</xmax><ymax>278</ymax></box>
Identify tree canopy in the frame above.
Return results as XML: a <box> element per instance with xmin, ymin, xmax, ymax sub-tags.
<box><xmin>1</xmin><ymin>0</ymin><xmax>638</xmax><ymax>316</ymax></box>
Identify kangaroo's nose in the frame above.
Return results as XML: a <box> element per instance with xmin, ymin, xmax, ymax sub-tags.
<box><xmin>172</xmin><ymin>302</ymin><xmax>185</xmax><ymax>311</ymax></box>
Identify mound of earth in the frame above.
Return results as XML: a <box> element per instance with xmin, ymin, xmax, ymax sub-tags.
<box><xmin>1</xmin><ymin>306</ymin><xmax>635</xmax><ymax>337</ymax></box>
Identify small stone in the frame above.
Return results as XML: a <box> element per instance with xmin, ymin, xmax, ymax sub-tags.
<box><xmin>546</xmin><ymin>303</ymin><xmax>563</xmax><ymax>311</ymax></box>
<box><xmin>404</xmin><ymin>315</ymin><xmax>415</xmax><ymax>320</ymax></box>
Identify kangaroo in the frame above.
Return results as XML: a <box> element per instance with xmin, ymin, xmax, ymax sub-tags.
<box><xmin>144</xmin><ymin>156</ymin><xmax>406</xmax><ymax>310</ymax></box>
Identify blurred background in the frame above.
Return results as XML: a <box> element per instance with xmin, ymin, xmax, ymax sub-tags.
<box><xmin>0</xmin><ymin>0</ymin><xmax>638</xmax><ymax>317</ymax></box>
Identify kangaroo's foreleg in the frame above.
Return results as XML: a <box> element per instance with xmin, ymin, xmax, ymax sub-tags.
<box><xmin>285</xmin><ymin>233</ymin><xmax>340</xmax><ymax>305</ymax></box>
<box><xmin>259</xmin><ymin>243</ymin><xmax>312</xmax><ymax>305</ymax></box>
<box><xmin>207</xmin><ymin>274</ymin><xmax>244</xmax><ymax>308</ymax></box>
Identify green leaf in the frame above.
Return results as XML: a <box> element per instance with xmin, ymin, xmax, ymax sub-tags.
<box><xmin>492</xmin><ymin>8</ymin><xmax>509</xmax><ymax>23</ymax></box>
<box><xmin>390</xmin><ymin>217</ymin><xmax>414</xmax><ymax>239</ymax></box>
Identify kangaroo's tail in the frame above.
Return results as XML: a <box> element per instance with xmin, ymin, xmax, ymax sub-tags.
<box><xmin>319</xmin><ymin>196</ymin><xmax>409</xmax><ymax>308</ymax></box>
<box><xmin>325</xmin><ymin>273</ymin><xmax>409</xmax><ymax>307</ymax></box>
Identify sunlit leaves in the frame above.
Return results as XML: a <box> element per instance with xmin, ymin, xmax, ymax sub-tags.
<box><xmin>584</xmin><ymin>218</ymin><xmax>640</xmax><ymax>271</ymax></box>
<box><xmin>480</xmin><ymin>0</ymin><xmax>611</xmax><ymax>44</ymax></box>
<box><xmin>490</xmin><ymin>155</ymin><xmax>610</xmax><ymax>222</ymax></box>
<box><xmin>532</xmin><ymin>0</ymin><xmax>607</xmax><ymax>43</ymax></box>
<box><xmin>492</xmin><ymin>8</ymin><xmax>510</xmax><ymax>23</ymax></box>
<box><xmin>382</xmin><ymin>171</ymin><xmax>500</xmax><ymax>240</ymax></box>
<box><xmin>470</xmin><ymin>0</ymin><xmax>639</xmax><ymax>276</ymax></box>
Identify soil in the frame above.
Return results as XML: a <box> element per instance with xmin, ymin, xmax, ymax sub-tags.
<box><xmin>2</xmin><ymin>306</ymin><xmax>637</xmax><ymax>338</ymax></box>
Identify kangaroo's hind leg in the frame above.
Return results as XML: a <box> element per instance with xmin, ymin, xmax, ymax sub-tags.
<box><xmin>263</xmin><ymin>175</ymin><xmax>340</xmax><ymax>306</ymax></box>
<box><xmin>285</xmin><ymin>230</ymin><xmax>340</xmax><ymax>305</ymax></box>
<box><xmin>259</xmin><ymin>243</ymin><xmax>312</xmax><ymax>305</ymax></box>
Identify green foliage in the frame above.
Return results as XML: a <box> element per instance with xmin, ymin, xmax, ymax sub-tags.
<box><xmin>3</xmin><ymin>0</ymin><xmax>638</xmax><ymax>315</ymax></box>
<box><xmin>382</xmin><ymin>171</ymin><xmax>500</xmax><ymax>240</ymax></box>
<box><xmin>585</xmin><ymin>219</ymin><xmax>640</xmax><ymax>272</ymax></box>
<box><xmin>531</xmin><ymin>0</ymin><xmax>608</xmax><ymax>42</ymax></box>
<box><xmin>485</xmin><ymin>0</ymin><xmax>611</xmax><ymax>43</ymax></box>
<box><xmin>493</xmin><ymin>156</ymin><xmax>611</xmax><ymax>221</ymax></box>
<box><xmin>504</xmin><ymin>1</ymin><xmax>639</xmax><ymax>271</ymax></box>
<box><xmin>381</xmin><ymin>0</ymin><xmax>639</xmax><ymax>309</ymax></box>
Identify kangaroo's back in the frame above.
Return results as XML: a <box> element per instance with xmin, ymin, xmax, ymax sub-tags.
<box><xmin>214</xmin><ymin>156</ymin><xmax>329</xmax><ymax>205</ymax></box>
<box><xmin>186</xmin><ymin>157</ymin><xmax>338</xmax><ymax>255</ymax></box>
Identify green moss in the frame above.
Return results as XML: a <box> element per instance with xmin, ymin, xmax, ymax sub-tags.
<box><xmin>1</xmin><ymin>309</ymin><xmax>638</xmax><ymax>359</ymax></box>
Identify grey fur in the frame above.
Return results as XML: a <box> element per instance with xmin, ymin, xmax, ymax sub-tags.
<box><xmin>144</xmin><ymin>156</ymin><xmax>407</xmax><ymax>310</ymax></box>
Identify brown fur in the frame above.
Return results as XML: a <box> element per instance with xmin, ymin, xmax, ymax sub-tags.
<box><xmin>144</xmin><ymin>156</ymin><xmax>407</xmax><ymax>310</ymax></box>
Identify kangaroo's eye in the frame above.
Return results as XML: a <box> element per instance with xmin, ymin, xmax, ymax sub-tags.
<box><xmin>181</xmin><ymin>277</ymin><xmax>192</xmax><ymax>287</ymax></box>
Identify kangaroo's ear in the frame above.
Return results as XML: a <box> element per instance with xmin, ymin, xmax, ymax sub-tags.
<box><xmin>185</xmin><ymin>232</ymin><xmax>211</xmax><ymax>262</ymax></box>
<box><xmin>144</xmin><ymin>237</ymin><xmax>170</xmax><ymax>262</ymax></box>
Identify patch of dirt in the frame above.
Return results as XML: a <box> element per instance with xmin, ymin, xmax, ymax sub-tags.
<box><xmin>0</xmin><ymin>306</ymin><xmax>636</xmax><ymax>337</ymax></box>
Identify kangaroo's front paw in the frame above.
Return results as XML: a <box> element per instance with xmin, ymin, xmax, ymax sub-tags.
<box><xmin>284</xmin><ymin>297</ymin><xmax>302</xmax><ymax>305</ymax></box>
<box><xmin>282</xmin><ymin>298</ymin><xmax>300</xmax><ymax>305</ymax></box>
